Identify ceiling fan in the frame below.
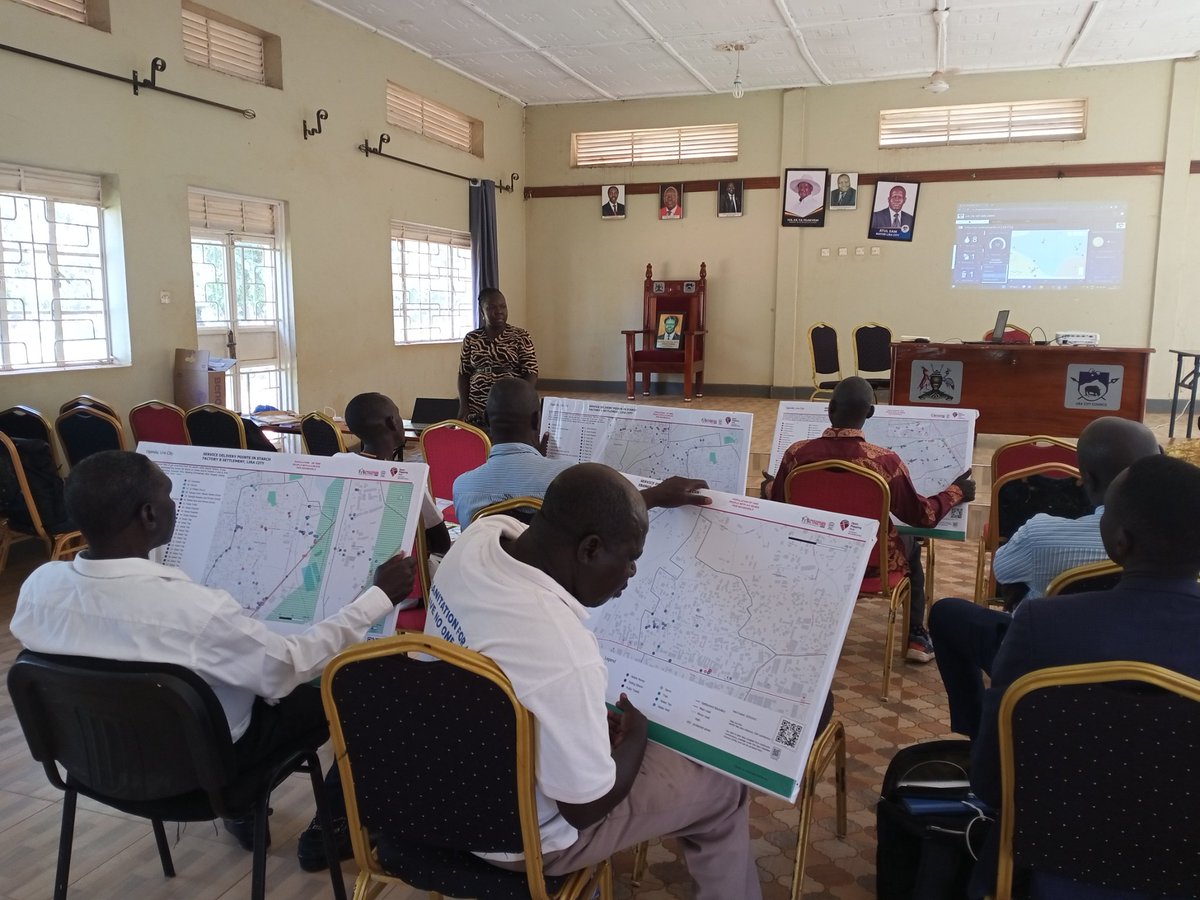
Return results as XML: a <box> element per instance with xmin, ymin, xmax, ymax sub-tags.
<box><xmin>923</xmin><ymin>2</ymin><xmax>953</xmax><ymax>93</ymax></box>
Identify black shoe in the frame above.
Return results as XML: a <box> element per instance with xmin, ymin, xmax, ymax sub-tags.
<box><xmin>223</xmin><ymin>815</ymin><xmax>271</xmax><ymax>852</ymax></box>
<box><xmin>297</xmin><ymin>814</ymin><xmax>352</xmax><ymax>872</ymax></box>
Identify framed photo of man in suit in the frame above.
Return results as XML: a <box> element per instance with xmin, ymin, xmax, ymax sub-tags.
<box><xmin>717</xmin><ymin>179</ymin><xmax>744</xmax><ymax>217</ymax></box>
<box><xmin>659</xmin><ymin>183</ymin><xmax>683</xmax><ymax>220</ymax></box>
<box><xmin>601</xmin><ymin>184</ymin><xmax>626</xmax><ymax>219</ymax></box>
<box><xmin>655</xmin><ymin>313</ymin><xmax>684</xmax><ymax>349</ymax></box>
<box><xmin>868</xmin><ymin>179</ymin><xmax>920</xmax><ymax>241</ymax></box>
<box><xmin>782</xmin><ymin>168</ymin><xmax>828</xmax><ymax>227</ymax></box>
<box><xmin>829</xmin><ymin>172</ymin><xmax>858</xmax><ymax>210</ymax></box>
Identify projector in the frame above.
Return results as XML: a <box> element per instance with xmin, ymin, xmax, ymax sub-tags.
<box><xmin>1056</xmin><ymin>331</ymin><xmax>1101</xmax><ymax>346</ymax></box>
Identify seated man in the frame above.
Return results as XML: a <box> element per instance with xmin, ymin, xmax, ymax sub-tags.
<box><xmin>762</xmin><ymin>376</ymin><xmax>975</xmax><ymax>662</ymax></box>
<box><xmin>9</xmin><ymin>450</ymin><xmax>415</xmax><ymax>853</ymax></box>
<box><xmin>452</xmin><ymin>377</ymin><xmax>572</xmax><ymax>527</ymax></box>
<box><xmin>426</xmin><ymin>464</ymin><xmax>763</xmax><ymax>900</ymax></box>
<box><xmin>342</xmin><ymin>391</ymin><xmax>451</xmax><ymax>558</ymax></box>
<box><xmin>929</xmin><ymin>417</ymin><xmax>1160</xmax><ymax>736</ymax></box>
<box><xmin>969</xmin><ymin>454</ymin><xmax>1200</xmax><ymax>899</ymax></box>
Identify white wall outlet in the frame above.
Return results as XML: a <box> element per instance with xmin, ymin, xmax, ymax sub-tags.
<box><xmin>837</xmin><ymin>247</ymin><xmax>848</xmax><ymax>257</ymax></box>
<box><xmin>855</xmin><ymin>246</ymin><xmax>865</xmax><ymax>257</ymax></box>
<box><xmin>820</xmin><ymin>248</ymin><xmax>830</xmax><ymax>257</ymax></box>
<box><xmin>870</xmin><ymin>246</ymin><xmax>881</xmax><ymax>256</ymax></box>
<box><xmin>160</xmin><ymin>290</ymin><xmax>171</xmax><ymax>304</ymax></box>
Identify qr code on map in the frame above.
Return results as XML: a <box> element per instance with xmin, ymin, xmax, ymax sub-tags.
<box><xmin>774</xmin><ymin>719</ymin><xmax>803</xmax><ymax>749</ymax></box>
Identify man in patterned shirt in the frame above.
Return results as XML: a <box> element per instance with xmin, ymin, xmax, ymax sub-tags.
<box><xmin>457</xmin><ymin>288</ymin><xmax>538</xmax><ymax>427</ymax></box>
<box><xmin>761</xmin><ymin>377</ymin><xmax>975</xmax><ymax>662</ymax></box>
<box><xmin>929</xmin><ymin>416</ymin><xmax>1160</xmax><ymax>737</ymax></box>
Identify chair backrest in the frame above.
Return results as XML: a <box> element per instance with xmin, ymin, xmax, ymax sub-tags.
<box><xmin>853</xmin><ymin>322</ymin><xmax>892</xmax><ymax>375</ymax></box>
<box><xmin>59</xmin><ymin>394</ymin><xmax>118</xmax><ymax>418</ymax></box>
<box><xmin>991</xmin><ymin>435</ymin><xmax>1077</xmax><ymax>482</ymax></box>
<box><xmin>129</xmin><ymin>400</ymin><xmax>191</xmax><ymax>446</ymax></box>
<box><xmin>983</xmin><ymin>324</ymin><xmax>1032</xmax><ymax>344</ymax></box>
<box><xmin>7</xmin><ymin>650</ymin><xmax>238</xmax><ymax>809</ymax></box>
<box><xmin>0</xmin><ymin>405</ymin><xmax>59</xmax><ymax>470</ymax></box>
<box><xmin>54</xmin><ymin>406</ymin><xmax>126</xmax><ymax>467</ymax></box>
<box><xmin>0</xmin><ymin>432</ymin><xmax>72</xmax><ymax>538</ymax></box>
<box><xmin>470</xmin><ymin>496</ymin><xmax>543</xmax><ymax>525</ymax></box>
<box><xmin>185</xmin><ymin>404</ymin><xmax>247</xmax><ymax>449</ymax></box>
<box><xmin>808</xmin><ymin>323</ymin><xmax>841</xmax><ymax>383</ymax></box>
<box><xmin>300</xmin><ymin>411</ymin><xmax>347</xmax><ymax>456</ymax></box>
<box><xmin>990</xmin><ymin>462</ymin><xmax>1087</xmax><ymax>547</ymax></box>
<box><xmin>1044</xmin><ymin>561</ymin><xmax>1123</xmax><ymax>597</ymax></box>
<box><xmin>996</xmin><ymin>661</ymin><xmax>1200</xmax><ymax>899</ymax></box>
<box><xmin>323</xmin><ymin>634</ymin><xmax>550</xmax><ymax>895</ymax></box>
<box><xmin>418</xmin><ymin>420</ymin><xmax>491</xmax><ymax>521</ymax></box>
<box><xmin>783</xmin><ymin>460</ymin><xmax>891</xmax><ymax>581</ymax></box>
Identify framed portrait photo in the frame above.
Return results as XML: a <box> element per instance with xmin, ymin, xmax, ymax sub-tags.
<box><xmin>601</xmin><ymin>184</ymin><xmax>626</xmax><ymax>219</ymax></box>
<box><xmin>717</xmin><ymin>179</ymin><xmax>744</xmax><ymax>217</ymax></box>
<box><xmin>655</xmin><ymin>312</ymin><xmax>685</xmax><ymax>349</ymax></box>
<box><xmin>868</xmin><ymin>179</ymin><xmax>921</xmax><ymax>241</ymax></box>
<box><xmin>828</xmin><ymin>172</ymin><xmax>859</xmax><ymax>210</ymax></box>
<box><xmin>659</xmin><ymin>183</ymin><xmax>683</xmax><ymax>220</ymax></box>
<box><xmin>782</xmin><ymin>168</ymin><xmax>828</xmax><ymax>227</ymax></box>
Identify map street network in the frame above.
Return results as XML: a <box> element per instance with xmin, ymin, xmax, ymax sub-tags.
<box><xmin>589</xmin><ymin>483</ymin><xmax>875</xmax><ymax>799</ymax></box>
<box><xmin>542</xmin><ymin>397</ymin><xmax>752</xmax><ymax>495</ymax></box>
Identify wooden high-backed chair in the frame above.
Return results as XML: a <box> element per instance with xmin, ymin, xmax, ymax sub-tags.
<box><xmin>622</xmin><ymin>262</ymin><xmax>707</xmax><ymax>402</ymax></box>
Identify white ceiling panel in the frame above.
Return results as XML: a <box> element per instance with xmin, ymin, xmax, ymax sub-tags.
<box><xmin>312</xmin><ymin>0</ymin><xmax>1200</xmax><ymax>104</ymax></box>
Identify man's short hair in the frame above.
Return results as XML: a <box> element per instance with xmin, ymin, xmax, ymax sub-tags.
<box><xmin>343</xmin><ymin>392</ymin><xmax>394</xmax><ymax>437</ymax></box>
<box><xmin>64</xmin><ymin>450</ymin><xmax>162</xmax><ymax>539</ymax></box>
<box><xmin>1111</xmin><ymin>455</ymin><xmax>1200</xmax><ymax>568</ymax></box>
<box><xmin>485</xmin><ymin>377</ymin><xmax>537</xmax><ymax>427</ymax></box>
<box><xmin>540</xmin><ymin>463</ymin><xmax>642</xmax><ymax>545</ymax></box>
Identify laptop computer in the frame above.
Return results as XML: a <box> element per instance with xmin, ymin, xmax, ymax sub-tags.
<box><xmin>410</xmin><ymin>397</ymin><xmax>460</xmax><ymax>431</ymax></box>
<box><xmin>965</xmin><ymin>309</ymin><xmax>1010</xmax><ymax>344</ymax></box>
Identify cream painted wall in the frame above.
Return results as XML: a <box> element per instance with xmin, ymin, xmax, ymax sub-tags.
<box><xmin>0</xmin><ymin>0</ymin><xmax>525</xmax><ymax>420</ymax></box>
<box><xmin>525</xmin><ymin>60</ymin><xmax>1200</xmax><ymax>401</ymax></box>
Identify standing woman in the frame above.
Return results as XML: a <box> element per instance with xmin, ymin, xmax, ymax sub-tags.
<box><xmin>457</xmin><ymin>288</ymin><xmax>538</xmax><ymax>427</ymax></box>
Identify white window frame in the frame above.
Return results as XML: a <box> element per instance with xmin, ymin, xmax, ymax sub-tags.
<box><xmin>879</xmin><ymin>99</ymin><xmax>1088</xmax><ymax>148</ymax></box>
<box><xmin>386</xmin><ymin>83</ymin><xmax>484</xmax><ymax>157</ymax></box>
<box><xmin>0</xmin><ymin>163</ymin><xmax>127</xmax><ymax>374</ymax></box>
<box><xmin>572</xmin><ymin>124</ymin><xmax>739</xmax><ymax>168</ymax></box>
<box><xmin>391</xmin><ymin>222</ymin><xmax>474</xmax><ymax>346</ymax></box>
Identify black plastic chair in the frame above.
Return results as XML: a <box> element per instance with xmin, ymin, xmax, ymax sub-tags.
<box><xmin>54</xmin><ymin>406</ymin><xmax>126</xmax><ymax>467</ymax></box>
<box><xmin>58</xmin><ymin>394</ymin><xmax>119</xmax><ymax>418</ymax></box>
<box><xmin>322</xmin><ymin>634</ymin><xmax>611</xmax><ymax>900</ymax></box>
<box><xmin>300</xmin><ymin>411</ymin><xmax>347</xmax><ymax>456</ymax></box>
<box><xmin>0</xmin><ymin>404</ymin><xmax>61</xmax><ymax>470</ymax></box>
<box><xmin>185</xmin><ymin>404</ymin><xmax>247</xmax><ymax>449</ymax></box>
<box><xmin>853</xmin><ymin>322</ymin><xmax>892</xmax><ymax>393</ymax></box>
<box><xmin>7</xmin><ymin>651</ymin><xmax>348</xmax><ymax>900</ymax></box>
<box><xmin>807</xmin><ymin>323</ymin><xmax>842</xmax><ymax>401</ymax></box>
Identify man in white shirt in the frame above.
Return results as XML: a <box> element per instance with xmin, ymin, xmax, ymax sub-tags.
<box><xmin>10</xmin><ymin>450</ymin><xmax>415</xmax><ymax>855</ymax></box>
<box><xmin>427</xmin><ymin>463</ymin><xmax>762</xmax><ymax>900</ymax></box>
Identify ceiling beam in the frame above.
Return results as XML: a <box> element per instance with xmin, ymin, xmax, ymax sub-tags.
<box><xmin>772</xmin><ymin>0</ymin><xmax>831</xmax><ymax>86</ymax></box>
<box><xmin>1061</xmin><ymin>1</ymin><xmax>1102</xmax><ymax>67</ymax></box>
<box><xmin>614</xmin><ymin>0</ymin><xmax>719</xmax><ymax>94</ymax></box>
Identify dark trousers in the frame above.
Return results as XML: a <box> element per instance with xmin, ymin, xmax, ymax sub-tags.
<box><xmin>903</xmin><ymin>536</ymin><xmax>927</xmax><ymax>631</ymax></box>
<box><xmin>928</xmin><ymin>598</ymin><xmax>1011</xmax><ymax>737</ymax></box>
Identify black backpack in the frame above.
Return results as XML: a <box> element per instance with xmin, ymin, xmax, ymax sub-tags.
<box><xmin>876</xmin><ymin>739</ymin><xmax>993</xmax><ymax>900</ymax></box>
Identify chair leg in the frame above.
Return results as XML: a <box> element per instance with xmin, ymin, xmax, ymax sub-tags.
<box><xmin>0</xmin><ymin>524</ymin><xmax>12</xmax><ymax>574</ymax></box>
<box><xmin>599</xmin><ymin>858</ymin><xmax>614</xmax><ymax>899</ymax></box>
<box><xmin>834</xmin><ymin>722</ymin><xmax>848</xmax><ymax>838</ymax></box>
<box><xmin>925</xmin><ymin>538</ymin><xmax>936</xmax><ymax>604</ymax></box>
<box><xmin>304</xmin><ymin>751</ymin><xmax>349</xmax><ymax>900</ymax></box>
<box><xmin>880</xmin><ymin>579</ymin><xmax>910</xmax><ymax>702</ymax></box>
<box><xmin>54</xmin><ymin>788</ymin><xmax>78</xmax><ymax>900</ymax></box>
<box><xmin>250</xmin><ymin>793</ymin><xmax>271</xmax><ymax>900</ymax></box>
<box><xmin>642</xmin><ymin>371</ymin><xmax>650</xmax><ymax>396</ymax></box>
<box><xmin>630</xmin><ymin>839</ymin><xmax>649</xmax><ymax>885</ymax></box>
<box><xmin>151</xmin><ymin>818</ymin><xmax>176</xmax><ymax>877</ymax></box>
<box><xmin>974</xmin><ymin>538</ymin><xmax>988</xmax><ymax>604</ymax></box>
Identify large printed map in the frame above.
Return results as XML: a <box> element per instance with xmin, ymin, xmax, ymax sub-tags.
<box><xmin>767</xmin><ymin>402</ymin><xmax>978</xmax><ymax>539</ymax></box>
<box><xmin>141</xmin><ymin>444</ymin><xmax>426</xmax><ymax>635</ymax></box>
<box><xmin>590</xmin><ymin>481</ymin><xmax>875</xmax><ymax>800</ymax></box>
<box><xmin>542</xmin><ymin>398</ymin><xmax>752</xmax><ymax>495</ymax></box>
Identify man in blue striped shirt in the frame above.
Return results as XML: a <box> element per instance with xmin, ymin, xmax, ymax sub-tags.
<box><xmin>929</xmin><ymin>416</ymin><xmax>1160</xmax><ymax>736</ymax></box>
<box><xmin>452</xmin><ymin>378</ymin><xmax>574</xmax><ymax>527</ymax></box>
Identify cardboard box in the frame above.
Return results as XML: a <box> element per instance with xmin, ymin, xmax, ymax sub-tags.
<box><xmin>173</xmin><ymin>348</ymin><xmax>228</xmax><ymax>409</ymax></box>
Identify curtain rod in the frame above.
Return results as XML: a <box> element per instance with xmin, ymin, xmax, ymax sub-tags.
<box><xmin>0</xmin><ymin>43</ymin><xmax>256</xmax><ymax>118</ymax></box>
<box><xmin>359</xmin><ymin>134</ymin><xmax>518</xmax><ymax>192</ymax></box>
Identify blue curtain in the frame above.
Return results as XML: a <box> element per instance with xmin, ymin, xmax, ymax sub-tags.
<box><xmin>469</xmin><ymin>179</ymin><xmax>499</xmax><ymax>327</ymax></box>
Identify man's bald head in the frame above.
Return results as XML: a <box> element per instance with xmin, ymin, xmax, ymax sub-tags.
<box><xmin>485</xmin><ymin>377</ymin><xmax>539</xmax><ymax>437</ymax></box>
<box><xmin>827</xmin><ymin>377</ymin><xmax>875</xmax><ymax>429</ymax></box>
<box><xmin>1076</xmin><ymin>417</ymin><xmax>1161</xmax><ymax>505</ymax></box>
<box><xmin>343</xmin><ymin>392</ymin><xmax>398</xmax><ymax>439</ymax></box>
<box><xmin>540</xmin><ymin>463</ymin><xmax>646</xmax><ymax>546</ymax></box>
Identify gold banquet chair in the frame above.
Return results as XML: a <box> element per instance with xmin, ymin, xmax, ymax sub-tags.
<box><xmin>470</xmin><ymin>495</ymin><xmax>543</xmax><ymax>525</ymax></box>
<box><xmin>323</xmin><ymin>633</ymin><xmax>613</xmax><ymax>900</ymax></box>
<box><xmin>1044</xmin><ymin>560</ymin><xmax>1123</xmax><ymax>597</ymax></box>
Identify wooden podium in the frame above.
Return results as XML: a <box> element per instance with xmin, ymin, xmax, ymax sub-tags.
<box><xmin>890</xmin><ymin>342</ymin><xmax>1153</xmax><ymax>437</ymax></box>
<box><xmin>622</xmin><ymin>263</ymin><xmax>707</xmax><ymax>401</ymax></box>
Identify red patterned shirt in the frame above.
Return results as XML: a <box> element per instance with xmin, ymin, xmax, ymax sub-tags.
<box><xmin>769</xmin><ymin>427</ymin><xmax>963</xmax><ymax>576</ymax></box>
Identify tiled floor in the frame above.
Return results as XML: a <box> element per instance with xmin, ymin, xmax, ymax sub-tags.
<box><xmin>0</xmin><ymin>396</ymin><xmax>1182</xmax><ymax>899</ymax></box>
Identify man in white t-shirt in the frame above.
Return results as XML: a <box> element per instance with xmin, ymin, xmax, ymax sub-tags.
<box><xmin>425</xmin><ymin>463</ymin><xmax>762</xmax><ymax>900</ymax></box>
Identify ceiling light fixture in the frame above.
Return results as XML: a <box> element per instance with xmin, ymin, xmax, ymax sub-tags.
<box><xmin>732</xmin><ymin>48</ymin><xmax>745</xmax><ymax>99</ymax></box>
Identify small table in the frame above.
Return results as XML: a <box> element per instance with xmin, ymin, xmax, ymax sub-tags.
<box><xmin>1168</xmin><ymin>350</ymin><xmax>1200</xmax><ymax>439</ymax></box>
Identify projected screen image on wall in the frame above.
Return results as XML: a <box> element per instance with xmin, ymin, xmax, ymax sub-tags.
<box><xmin>951</xmin><ymin>201</ymin><xmax>1127</xmax><ymax>289</ymax></box>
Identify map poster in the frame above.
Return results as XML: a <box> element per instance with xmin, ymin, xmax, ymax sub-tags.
<box><xmin>590</xmin><ymin>478</ymin><xmax>877</xmax><ymax>801</ymax></box>
<box><xmin>766</xmin><ymin>402</ymin><xmax>979</xmax><ymax>540</ymax></box>
<box><xmin>139</xmin><ymin>443</ymin><xmax>428</xmax><ymax>637</ymax></box>
<box><xmin>541</xmin><ymin>397</ymin><xmax>753</xmax><ymax>496</ymax></box>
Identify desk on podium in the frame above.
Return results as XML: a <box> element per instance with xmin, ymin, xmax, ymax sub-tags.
<box><xmin>890</xmin><ymin>343</ymin><xmax>1152</xmax><ymax>437</ymax></box>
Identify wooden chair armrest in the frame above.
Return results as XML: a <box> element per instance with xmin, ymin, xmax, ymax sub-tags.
<box><xmin>621</xmin><ymin>329</ymin><xmax>654</xmax><ymax>335</ymax></box>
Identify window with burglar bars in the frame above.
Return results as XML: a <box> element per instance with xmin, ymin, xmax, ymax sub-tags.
<box><xmin>391</xmin><ymin>223</ymin><xmax>474</xmax><ymax>344</ymax></box>
<box><xmin>0</xmin><ymin>163</ymin><xmax>118</xmax><ymax>372</ymax></box>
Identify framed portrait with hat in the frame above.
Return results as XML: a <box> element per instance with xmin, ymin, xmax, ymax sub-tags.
<box><xmin>782</xmin><ymin>168</ymin><xmax>828</xmax><ymax>227</ymax></box>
